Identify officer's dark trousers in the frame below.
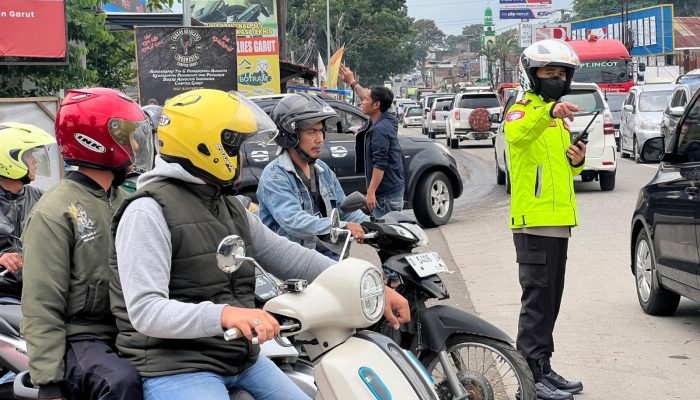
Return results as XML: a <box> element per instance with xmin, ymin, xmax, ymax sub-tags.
<box><xmin>63</xmin><ymin>338</ymin><xmax>143</xmax><ymax>400</ymax></box>
<box><xmin>513</xmin><ymin>233</ymin><xmax>569</xmax><ymax>360</ymax></box>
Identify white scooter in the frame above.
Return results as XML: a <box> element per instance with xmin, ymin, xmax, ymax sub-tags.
<box><xmin>217</xmin><ymin>209</ymin><xmax>441</xmax><ymax>399</ymax></box>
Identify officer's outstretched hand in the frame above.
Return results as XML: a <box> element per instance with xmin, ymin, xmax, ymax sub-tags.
<box><xmin>551</xmin><ymin>101</ymin><xmax>580</xmax><ymax>121</ymax></box>
<box><xmin>384</xmin><ymin>287</ymin><xmax>410</xmax><ymax>329</ymax></box>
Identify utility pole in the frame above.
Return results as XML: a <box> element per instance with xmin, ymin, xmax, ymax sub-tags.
<box><xmin>326</xmin><ymin>0</ymin><xmax>331</xmax><ymax>73</ymax></box>
<box><xmin>182</xmin><ymin>0</ymin><xmax>191</xmax><ymax>26</ymax></box>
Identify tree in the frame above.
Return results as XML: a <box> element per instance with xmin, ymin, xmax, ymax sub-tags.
<box><xmin>413</xmin><ymin>19</ymin><xmax>445</xmax><ymax>86</ymax></box>
<box><xmin>286</xmin><ymin>0</ymin><xmax>416</xmax><ymax>86</ymax></box>
<box><xmin>0</xmin><ymin>0</ymin><xmax>137</xmax><ymax>97</ymax></box>
<box><xmin>462</xmin><ymin>23</ymin><xmax>484</xmax><ymax>53</ymax></box>
<box><xmin>445</xmin><ymin>35</ymin><xmax>466</xmax><ymax>51</ymax></box>
<box><xmin>494</xmin><ymin>29</ymin><xmax>520</xmax><ymax>85</ymax></box>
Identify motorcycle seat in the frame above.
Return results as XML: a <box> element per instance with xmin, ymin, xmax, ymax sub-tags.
<box><xmin>0</xmin><ymin>304</ymin><xmax>21</xmax><ymax>336</ymax></box>
<box><xmin>380</xmin><ymin>211</ymin><xmax>416</xmax><ymax>224</ymax></box>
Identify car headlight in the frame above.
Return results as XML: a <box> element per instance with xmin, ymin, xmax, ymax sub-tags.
<box><xmin>434</xmin><ymin>142</ymin><xmax>451</xmax><ymax>155</ymax></box>
<box><xmin>360</xmin><ymin>268</ymin><xmax>385</xmax><ymax>322</ymax></box>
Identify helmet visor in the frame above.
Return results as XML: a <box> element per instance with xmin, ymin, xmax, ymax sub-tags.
<box><xmin>22</xmin><ymin>145</ymin><xmax>54</xmax><ymax>178</ymax></box>
<box><xmin>235</xmin><ymin>94</ymin><xmax>278</xmax><ymax>140</ymax></box>
<box><xmin>108</xmin><ymin>118</ymin><xmax>155</xmax><ymax>174</ymax></box>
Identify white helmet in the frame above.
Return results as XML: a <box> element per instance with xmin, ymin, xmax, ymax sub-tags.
<box><xmin>519</xmin><ymin>39</ymin><xmax>580</xmax><ymax>95</ymax></box>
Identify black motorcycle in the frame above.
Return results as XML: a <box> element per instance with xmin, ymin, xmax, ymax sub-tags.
<box><xmin>332</xmin><ymin>193</ymin><xmax>535</xmax><ymax>400</ymax></box>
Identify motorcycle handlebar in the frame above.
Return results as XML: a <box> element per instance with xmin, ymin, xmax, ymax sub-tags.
<box><xmin>224</xmin><ymin>323</ymin><xmax>301</xmax><ymax>342</ymax></box>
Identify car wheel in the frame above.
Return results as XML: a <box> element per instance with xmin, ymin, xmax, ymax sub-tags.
<box><xmin>492</xmin><ymin>137</ymin><xmax>496</xmax><ymax>147</ymax></box>
<box><xmin>446</xmin><ymin>136</ymin><xmax>451</xmax><ymax>147</ymax></box>
<box><xmin>635</xmin><ymin>229</ymin><xmax>680</xmax><ymax>315</ymax></box>
<box><xmin>414</xmin><ymin>171</ymin><xmax>454</xmax><ymax>227</ymax></box>
<box><xmin>428</xmin><ymin>130</ymin><xmax>436</xmax><ymax>139</ymax></box>
<box><xmin>599</xmin><ymin>170</ymin><xmax>615</xmax><ymax>191</ymax></box>
<box><xmin>495</xmin><ymin>153</ymin><xmax>505</xmax><ymax>185</ymax></box>
<box><xmin>620</xmin><ymin>134</ymin><xmax>630</xmax><ymax>158</ymax></box>
<box><xmin>450</xmin><ymin>138</ymin><xmax>459</xmax><ymax>149</ymax></box>
<box><xmin>633</xmin><ymin>137</ymin><xmax>642</xmax><ymax>163</ymax></box>
<box><xmin>403</xmin><ymin>123</ymin><xmax>407</xmax><ymax>128</ymax></box>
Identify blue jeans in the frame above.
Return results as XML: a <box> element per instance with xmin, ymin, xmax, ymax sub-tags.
<box><xmin>372</xmin><ymin>190</ymin><xmax>404</xmax><ymax>219</ymax></box>
<box><xmin>142</xmin><ymin>355</ymin><xmax>309</xmax><ymax>400</ymax></box>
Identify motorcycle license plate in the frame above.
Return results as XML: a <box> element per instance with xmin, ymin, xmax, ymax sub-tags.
<box><xmin>405</xmin><ymin>252</ymin><xmax>449</xmax><ymax>277</ymax></box>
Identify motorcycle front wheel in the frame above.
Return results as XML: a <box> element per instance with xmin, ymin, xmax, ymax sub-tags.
<box><xmin>420</xmin><ymin>334</ymin><xmax>536</xmax><ymax>400</ymax></box>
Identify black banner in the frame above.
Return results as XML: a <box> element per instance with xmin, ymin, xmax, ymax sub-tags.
<box><xmin>135</xmin><ymin>26</ymin><xmax>237</xmax><ymax>106</ymax></box>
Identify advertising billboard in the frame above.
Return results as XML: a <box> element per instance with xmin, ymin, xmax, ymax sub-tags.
<box><xmin>135</xmin><ymin>26</ymin><xmax>238</xmax><ymax>106</ymax></box>
<box><xmin>191</xmin><ymin>0</ymin><xmax>280</xmax><ymax>95</ymax></box>
<box><xmin>570</xmin><ymin>4</ymin><xmax>674</xmax><ymax>56</ymax></box>
<box><xmin>500</xmin><ymin>0</ymin><xmax>552</xmax><ymax>20</ymax></box>
<box><xmin>0</xmin><ymin>0</ymin><xmax>66</xmax><ymax>59</ymax></box>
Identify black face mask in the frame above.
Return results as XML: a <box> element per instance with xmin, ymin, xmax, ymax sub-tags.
<box><xmin>538</xmin><ymin>77</ymin><xmax>567</xmax><ymax>101</ymax></box>
<box><xmin>112</xmin><ymin>166</ymin><xmax>129</xmax><ymax>188</ymax></box>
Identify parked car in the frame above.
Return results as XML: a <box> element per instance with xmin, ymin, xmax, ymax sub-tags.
<box><xmin>619</xmin><ymin>84</ymin><xmax>675</xmax><ymax>162</ymax></box>
<box><xmin>421</xmin><ymin>93</ymin><xmax>450</xmax><ymax>135</ymax></box>
<box><xmin>402</xmin><ymin>105</ymin><xmax>422</xmax><ymax>128</ymax></box>
<box><xmin>427</xmin><ymin>96</ymin><xmax>454</xmax><ymax>139</ymax></box>
<box><xmin>676</xmin><ymin>68</ymin><xmax>700</xmax><ymax>84</ymax></box>
<box><xmin>245</xmin><ymin>93</ymin><xmax>464</xmax><ymax>227</ymax></box>
<box><xmin>445</xmin><ymin>91</ymin><xmax>500</xmax><ymax>149</ymax></box>
<box><xmin>629</xmin><ymin>87</ymin><xmax>700</xmax><ymax>315</ymax></box>
<box><xmin>604</xmin><ymin>92</ymin><xmax>626</xmax><ymax>151</ymax></box>
<box><xmin>660</xmin><ymin>81</ymin><xmax>700</xmax><ymax>146</ymax></box>
<box><xmin>495</xmin><ymin>82</ymin><xmax>617</xmax><ymax>192</ymax></box>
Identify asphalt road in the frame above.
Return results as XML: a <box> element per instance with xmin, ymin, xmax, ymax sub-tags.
<box><xmin>389</xmin><ymin>126</ymin><xmax>700</xmax><ymax>400</ymax></box>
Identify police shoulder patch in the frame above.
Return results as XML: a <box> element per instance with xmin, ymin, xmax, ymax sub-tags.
<box><xmin>505</xmin><ymin>110</ymin><xmax>525</xmax><ymax>122</ymax></box>
<box><xmin>516</xmin><ymin>99</ymin><xmax>531</xmax><ymax>106</ymax></box>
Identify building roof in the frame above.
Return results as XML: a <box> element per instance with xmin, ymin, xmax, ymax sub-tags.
<box><xmin>675</xmin><ymin>17</ymin><xmax>700</xmax><ymax>50</ymax></box>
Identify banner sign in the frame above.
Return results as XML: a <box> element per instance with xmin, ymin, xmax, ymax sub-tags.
<box><xmin>135</xmin><ymin>26</ymin><xmax>238</xmax><ymax>106</ymax></box>
<box><xmin>500</xmin><ymin>5</ymin><xmax>552</xmax><ymax>20</ymax></box>
<box><xmin>500</xmin><ymin>0</ymin><xmax>551</xmax><ymax>3</ymax></box>
<box><xmin>104</xmin><ymin>0</ymin><xmax>147</xmax><ymax>13</ymax></box>
<box><xmin>191</xmin><ymin>0</ymin><xmax>280</xmax><ymax>95</ymax></box>
<box><xmin>570</xmin><ymin>4</ymin><xmax>673</xmax><ymax>56</ymax></box>
<box><xmin>0</xmin><ymin>0</ymin><xmax>66</xmax><ymax>58</ymax></box>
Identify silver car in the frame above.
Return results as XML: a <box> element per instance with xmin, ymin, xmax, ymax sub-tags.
<box><xmin>428</xmin><ymin>96</ymin><xmax>454</xmax><ymax>139</ymax></box>
<box><xmin>660</xmin><ymin>81</ymin><xmax>700</xmax><ymax>146</ymax></box>
<box><xmin>402</xmin><ymin>106</ymin><xmax>422</xmax><ymax>128</ymax></box>
<box><xmin>619</xmin><ymin>84</ymin><xmax>675</xmax><ymax>162</ymax></box>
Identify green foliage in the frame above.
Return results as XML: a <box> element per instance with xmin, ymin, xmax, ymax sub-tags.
<box><xmin>287</xmin><ymin>0</ymin><xmax>416</xmax><ymax>86</ymax></box>
<box><xmin>413</xmin><ymin>19</ymin><xmax>445</xmax><ymax>85</ymax></box>
<box><xmin>0</xmin><ymin>0</ymin><xmax>135</xmax><ymax>97</ymax></box>
<box><xmin>480</xmin><ymin>29</ymin><xmax>519</xmax><ymax>88</ymax></box>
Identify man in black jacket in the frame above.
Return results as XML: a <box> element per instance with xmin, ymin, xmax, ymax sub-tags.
<box><xmin>340</xmin><ymin>65</ymin><xmax>405</xmax><ymax>218</ymax></box>
<box><xmin>0</xmin><ymin>122</ymin><xmax>55</xmax><ymax>300</ymax></box>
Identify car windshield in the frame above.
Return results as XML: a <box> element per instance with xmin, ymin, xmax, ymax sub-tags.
<box><xmin>561</xmin><ymin>90</ymin><xmax>605</xmax><ymax>114</ymax></box>
<box><xmin>406</xmin><ymin>107</ymin><xmax>421</xmax><ymax>116</ymax></box>
<box><xmin>574</xmin><ymin>60</ymin><xmax>632</xmax><ymax>84</ymax></box>
<box><xmin>678</xmin><ymin>74</ymin><xmax>700</xmax><ymax>84</ymax></box>
<box><xmin>459</xmin><ymin>94</ymin><xmax>499</xmax><ymax>109</ymax></box>
<box><xmin>639</xmin><ymin>91</ymin><xmax>672</xmax><ymax>112</ymax></box>
<box><xmin>605</xmin><ymin>93</ymin><xmax>626</xmax><ymax>112</ymax></box>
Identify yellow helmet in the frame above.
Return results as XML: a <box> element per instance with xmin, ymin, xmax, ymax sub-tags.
<box><xmin>158</xmin><ymin>89</ymin><xmax>277</xmax><ymax>186</ymax></box>
<box><xmin>0</xmin><ymin>122</ymin><xmax>56</xmax><ymax>181</ymax></box>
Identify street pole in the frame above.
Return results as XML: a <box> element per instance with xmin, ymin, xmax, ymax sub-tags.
<box><xmin>326</xmin><ymin>0</ymin><xmax>331</xmax><ymax>79</ymax></box>
<box><xmin>182</xmin><ymin>0</ymin><xmax>191</xmax><ymax>27</ymax></box>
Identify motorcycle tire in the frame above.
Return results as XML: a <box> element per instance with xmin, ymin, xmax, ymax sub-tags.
<box><xmin>420</xmin><ymin>334</ymin><xmax>536</xmax><ymax>400</ymax></box>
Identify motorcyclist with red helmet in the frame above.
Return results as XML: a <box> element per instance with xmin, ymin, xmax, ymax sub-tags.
<box><xmin>20</xmin><ymin>88</ymin><xmax>153</xmax><ymax>400</ymax></box>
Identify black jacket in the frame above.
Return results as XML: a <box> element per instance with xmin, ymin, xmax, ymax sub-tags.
<box><xmin>356</xmin><ymin>112</ymin><xmax>405</xmax><ymax>197</ymax></box>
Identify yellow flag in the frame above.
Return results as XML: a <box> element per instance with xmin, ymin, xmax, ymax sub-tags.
<box><xmin>327</xmin><ymin>46</ymin><xmax>345</xmax><ymax>89</ymax></box>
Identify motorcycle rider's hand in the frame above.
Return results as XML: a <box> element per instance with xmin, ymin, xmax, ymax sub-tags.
<box><xmin>384</xmin><ymin>287</ymin><xmax>410</xmax><ymax>330</ymax></box>
<box><xmin>346</xmin><ymin>222</ymin><xmax>364</xmax><ymax>243</ymax></box>
<box><xmin>221</xmin><ymin>306</ymin><xmax>280</xmax><ymax>344</ymax></box>
<box><xmin>567</xmin><ymin>141</ymin><xmax>586</xmax><ymax>165</ymax></box>
<box><xmin>0</xmin><ymin>252</ymin><xmax>22</xmax><ymax>273</ymax></box>
<box><xmin>551</xmin><ymin>101</ymin><xmax>579</xmax><ymax>122</ymax></box>
<box><xmin>339</xmin><ymin>64</ymin><xmax>355</xmax><ymax>85</ymax></box>
<box><xmin>365</xmin><ymin>191</ymin><xmax>377</xmax><ymax>211</ymax></box>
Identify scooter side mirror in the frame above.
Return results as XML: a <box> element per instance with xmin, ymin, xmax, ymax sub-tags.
<box><xmin>340</xmin><ymin>192</ymin><xmax>366</xmax><ymax>213</ymax></box>
<box><xmin>216</xmin><ymin>235</ymin><xmax>247</xmax><ymax>273</ymax></box>
<box><xmin>329</xmin><ymin>209</ymin><xmax>342</xmax><ymax>244</ymax></box>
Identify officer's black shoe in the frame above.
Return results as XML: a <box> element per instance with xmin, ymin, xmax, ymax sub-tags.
<box><xmin>542</xmin><ymin>358</ymin><xmax>583</xmax><ymax>394</ymax></box>
<box><xmin>535</xmin><ymin>379</ymin><xmax>574</xmax><ymax>400</ymax></box>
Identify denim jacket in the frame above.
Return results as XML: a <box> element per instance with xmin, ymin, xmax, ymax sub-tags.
<box><xmin>257</xmin><ymin>151</ymin><xmax>369</xmax><ymax>249</ymax></box>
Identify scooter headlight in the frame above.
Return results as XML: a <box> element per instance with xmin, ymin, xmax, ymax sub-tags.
<box><xmin>389</xmin><ymin>223</ymin><xmax>429</xmax><ymax>247</ymax></box>
<box><xmin>360</xmin><ymin>268</ymin><xmax>385</xmax><ymax>322</ymax></box>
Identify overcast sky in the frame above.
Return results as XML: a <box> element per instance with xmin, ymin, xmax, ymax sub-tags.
<box><xmin>405</xmin><ymin>0</ymin><xmax>575</xmax><ymax>36</ymax></box>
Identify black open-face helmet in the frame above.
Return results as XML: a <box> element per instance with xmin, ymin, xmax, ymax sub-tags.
<box><xmin>270</xmin><ymin>93</ymin><xmax>338</xmax><ymax>150</ymax></box>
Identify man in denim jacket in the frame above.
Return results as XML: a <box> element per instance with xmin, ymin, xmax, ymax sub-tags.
<box><xmin>257</xmin><ymin>93</ymin><xmax>368</xmax><ymax>260</ymax></box>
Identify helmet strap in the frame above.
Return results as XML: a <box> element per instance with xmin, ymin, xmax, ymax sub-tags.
<box><xmin>292</xmin><ymin>145</ymin><xmax>318</xmax><ymax>164</ymax></box>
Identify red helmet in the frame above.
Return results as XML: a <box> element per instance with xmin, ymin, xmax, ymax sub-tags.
<box><xmin>56</xmin><ymin>88</ymin><xmax>149</xmax><ymax>170</ymax></box>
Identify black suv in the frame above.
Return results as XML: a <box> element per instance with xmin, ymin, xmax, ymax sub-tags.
<box><xmin>237</xmin><ymin>94</ymin><xmax>463</xmax><ymax>227</ymax></box>
<box><xmin>630</xmin><ymin>88</ymin><xmax>700</xmax><ymax>315</ymax></box>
